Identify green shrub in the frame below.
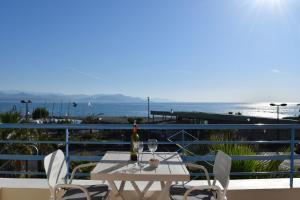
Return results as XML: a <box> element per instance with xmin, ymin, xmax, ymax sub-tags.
<box><xmin>209</xmin><ymin>134</ymin><xmax>287</xmax><ymax>178</ymax></box>
<box><xmin>82</xmin><ymin>115</ymin><xmax>102</xmax><ymax>124</ymax></box>
<box><xmin>210</xmin><ymin>135</ymin><xmax>259</xmax><ymax>173</ymax></box>
<box><xmin>127</xmin><ymin>117</ymin><xmax>143</xmax><ymax>124</ymax></box>
<box><xmin>0</xmin><ymin>111</ymin><xmax>21</xmax><ymax>123</ymax></box>
<box><xmin>32</xmin><ymin>107</ymin><xmax>49</xmax><ymax>119</ymax></box>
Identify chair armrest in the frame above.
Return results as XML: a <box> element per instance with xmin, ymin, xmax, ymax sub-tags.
<box><xmin>54</xmin><ymin>184</ymin><xmax>91</xmax><ymax>200</ymax></box>
<box><xmin>69</xmin><ymin>162</ymin><xmax>97</xmax><ymax>184</ymax></box>
<box><xmin>183</xmin><ymin>185</ymin><xmax>222</xmax><ymax>200</ymax></box>
<box><xmin>187</xmin><ymin>163</ymin><xmax>211</xmax><ymax>185</ymax></box>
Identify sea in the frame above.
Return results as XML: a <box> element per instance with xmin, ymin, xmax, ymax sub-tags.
<box><xmin>0</xmin><ymin>102</ymin><xmax>299</xmax><ymax>119</ymax></box>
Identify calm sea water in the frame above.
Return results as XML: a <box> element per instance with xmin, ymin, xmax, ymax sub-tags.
<box><xmin>0</xmin><ymin>102</ymin><xmax>299</xmax><ymax>118</ymax></box>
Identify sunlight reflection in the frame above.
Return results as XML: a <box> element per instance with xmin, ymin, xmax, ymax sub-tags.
<box><xmin>236</xmin><ymin>0</ymin><xmax>292</xmax><ymax>36</ymax></box>
<box><xmin>253</xmin><ymin>0</ymin><xmax>287</xmax><ymax>14</ymax></box>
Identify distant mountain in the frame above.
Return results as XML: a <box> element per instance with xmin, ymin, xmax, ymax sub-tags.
<box><xmin>0</xmin><ymin>91</ymin><xmax>145</xmax><ymax>103</ymax></box>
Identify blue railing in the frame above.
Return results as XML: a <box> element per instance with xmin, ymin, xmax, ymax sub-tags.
<box><xmin>0</xmin><ymin>123</ymin><xmax>299</xmax><ymax>188</ymax></box>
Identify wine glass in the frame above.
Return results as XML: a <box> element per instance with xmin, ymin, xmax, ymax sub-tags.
<box><xmin>137</xmin><ymin>141</ymin><xmax>144</xmax><ymax>166</ymax></box>
<box><xmin>148</xmin><ymin>139</ymin><xmax>158</xmax><ymax>158</ymax></box>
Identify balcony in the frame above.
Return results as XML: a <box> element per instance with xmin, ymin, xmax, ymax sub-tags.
<box><xmin>1</xmin><ymin>177</ymin><xmax>300</xmax><ymax>199</ymax></box>
<box><xmin>0</xmin><ymin>123</ymin><xmax>300</xmax><ymax>199</ymax></box>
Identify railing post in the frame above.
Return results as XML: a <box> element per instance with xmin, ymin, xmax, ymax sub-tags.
<box><xmin>182</xmin><ymin>130</ymin><xmax>185</xmax><ymax>153</ymax></box>
<box><xmin>290</xmin><ymin>129</ymin><xmax>295</xmax><ymax>188</ymax></box>
<box><xmin>65</xmin><ymin>128</ymin><xmax>70</xmax><ymax>177</ymax></box>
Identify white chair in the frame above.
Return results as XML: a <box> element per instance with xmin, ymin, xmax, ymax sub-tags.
<box><xmin>169</xmin><ymin>150</ymin><xmax>232</xmax><ymax>200</ymax></box>
<box><xmin>44</xmin><ymin>149</ymin><xmax>109</xmax><ymax>200</ymax></box>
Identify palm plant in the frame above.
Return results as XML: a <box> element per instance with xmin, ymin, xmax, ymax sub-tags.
<box><xmin>189</xmin><ymin>131</ymin><xmax>288</xmax><ymax>179</ymax></box>
<box><xmin>209</xmin><ymin>133</ymin><xmax>288</xmax><ymax>178</ymax></box>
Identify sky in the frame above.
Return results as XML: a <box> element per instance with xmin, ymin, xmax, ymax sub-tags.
<box><xmin>0</xmin><ymin>0</ymin><xmax>300</xmax><ymax>102</ymax></box>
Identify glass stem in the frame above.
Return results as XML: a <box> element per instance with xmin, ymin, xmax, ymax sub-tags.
<box><xmin>140</xmin><ymin>153</ymin><xmax>141</xmax><ymax>166</ymax></box>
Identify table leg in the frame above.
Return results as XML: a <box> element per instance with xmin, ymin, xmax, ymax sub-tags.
<box><xmin>157</xmin><ymin>181</ymin><xmax>172</xmax><ymax>200</ymax></box>
<box><xmin>160</xmin><ymin>181</ymin><xmax>165</xmax><ymax>189</ymax></box>
<box><xmin>119</xmin><ymin>181</ymin><xmax>125</xmax><ymax>194</ymax></box>
<box><xmin>130</xmin><ymin>181</ymin><xmax>154</xmax><ymax>200</ymax></box>
<box><xmin>107</xmin><ymin>180</ymin><xmax>125</xmax><ymax>200</ymax></box>
<box><xmin>141</xmin><ymin>181</ymin><xmax>154</xmax><ymax>197</ymax></box>
<box><xmin>130</xmin><ymin>181</ymin><xmax>143</xmax><ymax>197</ymax></box>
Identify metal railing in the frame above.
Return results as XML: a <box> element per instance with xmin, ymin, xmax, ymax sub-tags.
<box><xmin>0</xmin><ymin>123</ymin><xmax>299</xmax><ymax>188</ymax></box>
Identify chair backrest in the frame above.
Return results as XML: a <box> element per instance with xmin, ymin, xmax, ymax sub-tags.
<box><xmin>44</xmin><ymin>149</ymin><xmax>68</xmax><ymax>190</ymax></box>
<box><xmin>213</xmin><ymin>150</ymin><xmax>231</xmax><ymax>192</ymax></box>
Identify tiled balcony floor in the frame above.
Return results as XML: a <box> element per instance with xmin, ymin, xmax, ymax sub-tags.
<box><xmin>1</xmin><ymin>178</ymin><xmax>300</xmax><ymax>200</ymax></box>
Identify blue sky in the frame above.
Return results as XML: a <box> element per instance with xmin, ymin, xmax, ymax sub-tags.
<box><xmin>0</xmin><ymin>0</ymin><xmax>300</xmax><ymax>102</ymax></box>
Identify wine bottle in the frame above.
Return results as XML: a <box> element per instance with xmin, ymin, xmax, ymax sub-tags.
<box><xmin>130</xmin><ymin>120</ymin><xmax>139</xmax><ymax>161</ymax></box>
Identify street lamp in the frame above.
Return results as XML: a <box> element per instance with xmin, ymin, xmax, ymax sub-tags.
<box><xmin>270</xmin><ymin>103</ymin><xmax>287</xmax><ymax>123</ymax></box>
<box><xmin>147</xmin><ymin>97</ymin><xmax>150</xmax><ymax>123</ymax></box>
<box><xmin>270</xmin><ymin>103</ymin><xmax>287</xmax><ymax>140</ymax></box>
<box><xmin>297</xmin><ymin>104</ymin><xmax>300</xmax><ymax>117</ymax></box>
<box><xmin>21</xmin><ymin>100</ymin><xmax>32</xmax><ymax>120</ymax></box>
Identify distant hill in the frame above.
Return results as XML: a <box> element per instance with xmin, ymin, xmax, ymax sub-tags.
<box><xmin>0</xmin><ymin>91</ymin><xmax>145</xmax><ymax>103</ymax></box>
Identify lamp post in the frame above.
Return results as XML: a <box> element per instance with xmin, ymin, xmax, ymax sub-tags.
<box><xmin>147</xmin><ymin>97</ymin><xmax>150</xmax><ymax>123</ymax></box>
<box><xmin>270</xmin><ymin>103</ymin><xmax>287</xmax><ymax>140</ymax></box>
<box><xmin>295</xmin><ymin>104</ymin><xmax>300</xmax><ymax>154</ymax></box>
<box><xmin>297</xmin><ymin>104</ymin><xmax>300</xmax><ymax>117</ymax></box>
<box><xmin>21</xmin><ymin>100</ymin><xmax>32</xmax><ymax>120</ymax></box>
<box><xmin>270</xmin><ymin>103</ymin><xmax>287</xmax><ymax>123</ymax></box>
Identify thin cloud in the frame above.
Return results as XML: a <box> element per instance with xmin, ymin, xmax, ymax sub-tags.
<box><xmin>271</xmin><ymin>69</ymin><xmax>281</xmax><ymax>74</ymax></box>
<box><xmin>66</xmin><ymin>67</ymin><xmax>101</xmax><ymax>80</ymax></box>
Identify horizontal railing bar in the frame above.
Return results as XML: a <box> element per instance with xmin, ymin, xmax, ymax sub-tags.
<box><xmin>69</xmin><ymin>140</ymin><xmax>295</xmax><ymax>145</ymax></box>
<box><xmin>1</xmin><ymin>123</ymin><xmax>300</xmax><ymax>130</ymax></box>
<box><xmin>0</xmin><ymin>171</ymin><xmax>45</xmax><ymax>175</ymax></box>
<box><xmin>0</xmin><ymin>140</ymin><xmax>65</xmax><ymax>144</ymax></box>
<box><xmin>0</xmin><ymin>155</ymin><xmax>103</xmax><ymax>161</ymax></box>
<box><xmin>190</xmin><ymin>171</ymin><xmax>300</xmax><ymax>177</ymax></box>
<box><xmin>69</xmin><ymin>141</ymin><xmax>131</xmax><ymax>145</ymax></box>
<box><xmin>74</xmin><ymin>172</ymin><xmax>90</xmax><ymax>177</ymax></box>
<box><xmin>0</xmin><ymin>140</ymin><xmax>297</xmax><ymax>145</ymax></box>
<box><xmin>0</xmin><ymin>154</ymin><xmax>296</xmax><ymax>161</ymax></box>
<box><xmin>68</xmin><ymin>171</ymin><xmax>300</xmax><ymax>177</ymax></box>
<box><xmin>0</xmin><ymin>170</ymin><xmax>298</xmax><ymax>177</ymax></box>
<box><xmin>0</xmin><ymin>154</ymin><xmax>44</xmax><ymax>161</ymax></box>
<box><xmin>69</xmin><ymin>155</ymin><xmax>102</xmax><ymax>162</ymax></box>
<box><xmin>229</xmin><ymin>171</ymin><xmax>297</xmax><ymax>176</ymax></box>
<box><xmin>0</xmin><ymin>124</ymin><xmax>133</xmax><ymax>129</ymax></box>
<box><xmin>182</xmin><ymin>154</ymin><xmax>297</xmax><ymax>161</ymax></box>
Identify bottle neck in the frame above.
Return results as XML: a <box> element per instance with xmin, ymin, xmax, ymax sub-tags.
<box><xmin>133</xmin><ymin>120</ymin><xmax>137</xmax><ymax>133</ymax></box>
<box><xmin>133</xmin><ymin>125</ymin><xmax>137</xmax><ymax>134</ymax></box>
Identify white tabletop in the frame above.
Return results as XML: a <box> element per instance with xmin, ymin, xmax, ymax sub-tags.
<box><xmin>91</xmin><ymin>151</ymin><xmax>190</xmax><ymax>182</ymax></box>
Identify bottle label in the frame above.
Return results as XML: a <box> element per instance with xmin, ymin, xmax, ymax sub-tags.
<box><xmin>133</xmin><ymin>141</ymin><xmax>138</xmax><ymax>151</ymax></box>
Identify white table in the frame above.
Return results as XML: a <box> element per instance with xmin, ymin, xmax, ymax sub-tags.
<box><xmin>91</xmin><ymin>151</ymin><xmax>190</xmax><ymax>200</ymax></box>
